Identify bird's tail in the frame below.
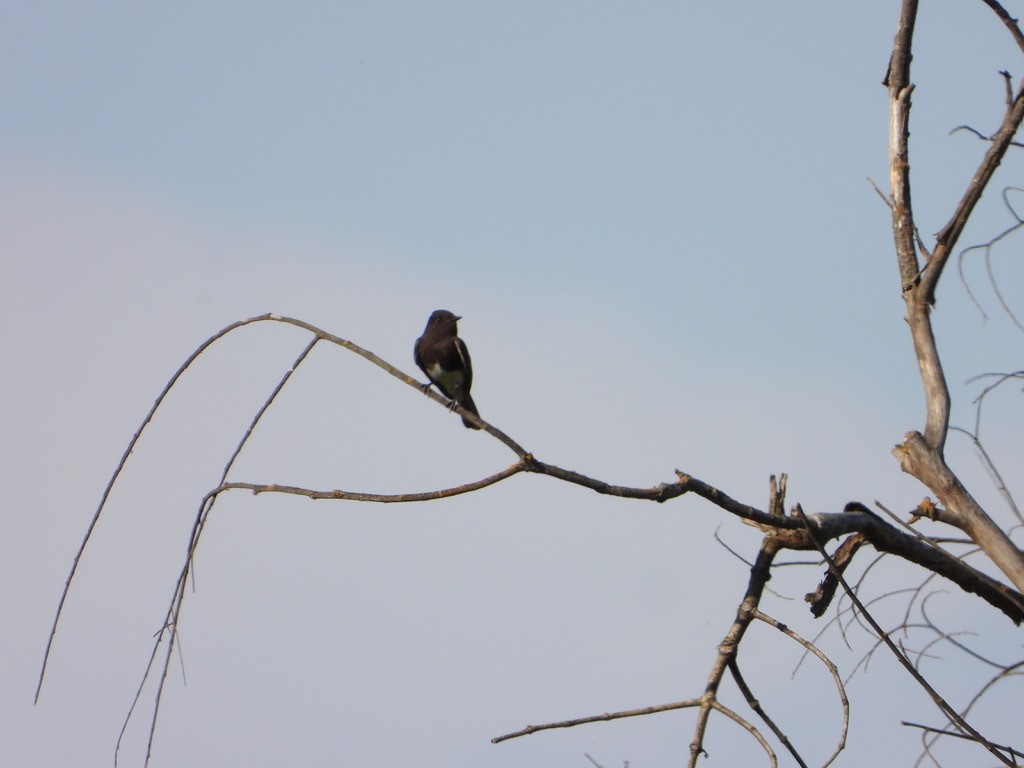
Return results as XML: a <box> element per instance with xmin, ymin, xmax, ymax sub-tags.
<box><xmin>459</xmin><ymin>393</ymin><xmax>481</xmax><ymax>429</ymax></box>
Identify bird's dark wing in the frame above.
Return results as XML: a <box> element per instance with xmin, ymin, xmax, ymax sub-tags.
<box><xmin>413</xmin><ymin>336</ymin><xmax>426</xmax><ymax>372</ymax></box>
<box><xmin>452</xmin><ymin>337</ymin><xmax>473</xmax><ymax>392</ymax></box>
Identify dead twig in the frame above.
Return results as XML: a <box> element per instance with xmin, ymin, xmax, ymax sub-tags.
<box><xmin>794</xmin><ymin>505</ymin><xmax>1016</xmax><ymax>767</ymax></box>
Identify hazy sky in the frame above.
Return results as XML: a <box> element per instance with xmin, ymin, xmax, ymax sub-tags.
<box><xmin>4</xmin><ymin>3</ymin><xmax>1024</xmax><ymax>767</ymax></box>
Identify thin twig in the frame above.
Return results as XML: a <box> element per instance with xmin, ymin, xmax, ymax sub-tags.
<box><xmin>215</xmin><ymin>463</ymin><xmax>526</xmax><ymax>503</ymax></box>
<box><xmin>492</xmin><ymin>698</ymin><xmax>704</xmax><ymax>743</ymax></box>
<box><xmin>121</xmin><ymin>333</ymin><xmax>322</xmax><ymax>766</ymax></box>
<box><xmin>903</xmin><ymin>720</ymin><xmax>1024</xmax><ymax>761</ymax></box>
<box><xmin>956</xmin><ymin>187</ymin><xmax>1024</xmax><ymax>331</ymax></box>
<box><xmin>795</xmin><ymin>506</ymin><xmax>1016</xmax><ymax>767</ymax></box>
<box><xmin>927</xmin><ymin>78</ymin><xmax>1024</xmax><ymax>301</ymax></box>
<box><xmin>728</xmin><ymin>658</ymin><xmax>809</xmax><ymax>768</ymax></box>
<box><xmin>753</xmin><ymin>610</ymin><xmax>849</xmax><ymax>768</ymax></box>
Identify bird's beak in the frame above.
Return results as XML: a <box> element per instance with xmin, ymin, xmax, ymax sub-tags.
<box><xmin>455</xmin><ymin>315</ymin><xmax>463</xmax><ymax>321</ymax></box>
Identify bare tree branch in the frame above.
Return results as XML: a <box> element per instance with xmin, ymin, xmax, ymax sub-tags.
<box><xmin>216</xmin><ymin>465</ymin><xmax>525</xmax><ymax>503</ymax></box>
<box><xmin>41</xmin><ymin>7</ymin><xmax>1024</xmax><ymax>763</ymax></box>
<box><xmin>40</xmin><ymin>296</ymin><xmax>1024</xmax><ymax>768</ymax></box>
<box><xmin>903</xmin><ymin>720</ymin><xmax>1024</xmax><ymax>762</ymax></box>
<box><xmin>893</xmin><ymin>433</ymin><xmax>1024</xmax><ymax>592</ymax></box>
<box><xmin>885</xmin><ymin>0</ymin><xmax>921</xmax><ymax>294</ymax></box>
<box><xmin>795</xmin><ymin>506</ymin><xmax>1017</xmax><ymax>766</ymax></box>
<box><xmin>752</xmin><ymin>611</ymin><xmax>849</xmax><ymax>768</ymax></box>
<box><xmin>202</xmin><ymin>476</ymin><xmax>1024</xmax><ymax>624</ymax></box>
<box><xmin>492</xmin><ymin>698</ymin><xmax>705</xmax><ymax>744</ymax></box>
<box><xmin>883</xmin><ymin>0</ymin><xmax>1024</xmax><ymax>594</ymax></box>
<box><xmin>728</xmin><ymin>659</ymin><xmax>808</xmax><ymax>768</ymax></box>
<box><xmin>978</xmin><ymin>0</ymin><xmax>1024</xmax><ymax>54</ymax></box>
<box><xmin>927</xmin><ymin>83</ymin><xmax>1024</xmax><ymax>302</ymax></box>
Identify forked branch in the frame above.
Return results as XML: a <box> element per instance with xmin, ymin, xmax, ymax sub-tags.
<box><xmin>497</xmin><ymin>483</ymin><xmax>848</xmax><ymax>768</ymax></box>
<box><xmin>38</xmin><ymin>301</ymin><xmax>1024</xmax><ymax>767</ymax></box>
<box><xmin>885</xmin><ymin>0</ymin><xmax>1024</xmax><ymax>593</ymax></box>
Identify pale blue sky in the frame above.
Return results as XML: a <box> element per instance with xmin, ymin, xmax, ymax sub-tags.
<box><xmin>4</xmin><ymin>3</ymin><xmax>1024</xmax><ymax>767</ymax></box>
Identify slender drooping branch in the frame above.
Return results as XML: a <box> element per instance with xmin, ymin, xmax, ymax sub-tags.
<box><xmin>34</xmin><ymin>314</ymin><xmax>275</xmax><ymax>704</ymax></box>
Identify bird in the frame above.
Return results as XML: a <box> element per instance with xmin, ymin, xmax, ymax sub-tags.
<box><xmin>414</xmin><ymin>309</ymin><xmax>481</xmax><ymax>429</ymax></box>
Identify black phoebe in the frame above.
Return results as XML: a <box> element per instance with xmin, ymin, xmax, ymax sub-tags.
<box><xmin>414</xmin><ymin>309</ymin><xmax>481</xmax><ymax>429</ymax></box>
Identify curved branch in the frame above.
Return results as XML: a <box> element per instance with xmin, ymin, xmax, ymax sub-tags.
<box><xmin>261</xmin><ymin>314</ymin><xmax>530</xmax><ymax>457</ymax></box>
<box><xmin>38</xmin><ymin>312</ymin><xmax>530</xmax><ymax>709</ymax></box>
<box><xmin>753</xmin><ymin>611</ymin><xmax>849</xmax><ymax>768</ymax></box>
<box><xmin>705</xmin><ymin>701</ymin><xmax>778</xmax><ymax>768</ymax></box>
<box><xmin>979</xmin><ymin>0</ymin><xmax>1024</xmax><ymax>54</ymax></box>
<box><xmin>34</xmin><ymin>313</ymin><xmax>277</xmax><ymax>703</ymax></box>
<box><xmin>122</xmin><ymin>333</ymin><xmax>323</xmax><ymax>766</ymax></box>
